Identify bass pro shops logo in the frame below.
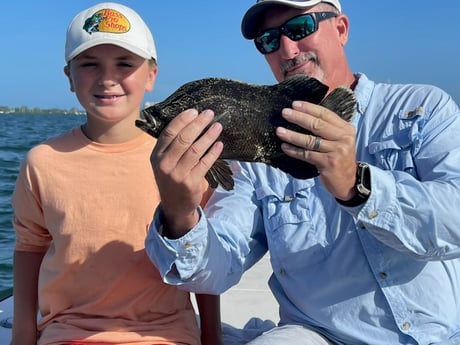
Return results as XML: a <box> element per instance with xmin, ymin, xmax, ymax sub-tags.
<box><xmin>83</xmin><ymin>8</ymin><xmax>131</xmax><ymax>34</ymax></box>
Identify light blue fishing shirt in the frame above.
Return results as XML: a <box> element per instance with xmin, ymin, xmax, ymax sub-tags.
<box><xmin>146</xmin><ymin>73</ymin><xmax>460</xmax><ymax>345</ymax></box>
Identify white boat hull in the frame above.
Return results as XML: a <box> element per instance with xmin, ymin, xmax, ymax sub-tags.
<box><xmin>0</xmin><ymin>291</ymin><xmax>13</xmax><ymax>344</ymax></box>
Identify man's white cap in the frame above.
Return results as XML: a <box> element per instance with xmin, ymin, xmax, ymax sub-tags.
<box><xmin>65</xmin><ymin>2</ymin><xmax>157</xmax><ymax>62</ymax></box>
<box><xmin>241</xmin><ymin>0</ymin><xmax>342</xmax><ymax>39</ymax></box>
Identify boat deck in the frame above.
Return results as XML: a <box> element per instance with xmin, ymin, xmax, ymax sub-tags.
<box><xmin>213</xmin><ymin>254</ymin><xmax>278</xmax><ymax>328</ymax></box>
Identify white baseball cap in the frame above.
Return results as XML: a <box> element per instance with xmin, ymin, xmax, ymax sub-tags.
<box><xmin>241</xmin><ymin>0</ymin><xmax>342</xmax><ymax>39</ymax></box>
<box><xmin>65</xmin><ymin>2</ymin><xmax>157</xmax><ymax>63</ymax></box>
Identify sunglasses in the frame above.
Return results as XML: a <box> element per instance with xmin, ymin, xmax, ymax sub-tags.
<box><xmin>254</xmin><ymin>12</ymin><xmax>338</xmax><ymax>55</ymax></box>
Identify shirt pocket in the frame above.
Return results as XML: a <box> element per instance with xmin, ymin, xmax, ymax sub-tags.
<box><xmin>256</xmin><ymin>183</ymin><xmax>330</xmax><ymax>273</ymax></box>
<box><xmin>368</xmin><ymin>109</ymin><xmax>424</xmax><ymax>178</ymax></box>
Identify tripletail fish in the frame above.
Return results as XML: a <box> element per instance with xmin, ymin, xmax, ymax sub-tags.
<box><xmin>136</xmin><ymin>75</ymin><xmax>357</xmax><ymax>191</ymax></box>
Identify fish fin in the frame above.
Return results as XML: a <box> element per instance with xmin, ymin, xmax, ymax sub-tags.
<box><xmin>320</xmin><ymin>86</ymin><xmax>357</xmax><ymax>122</ymax></box>
<box><xmin>278</xmin><ymin>75</ymin><xmax>328</xmax><ymax>104</ymax></box>
<box><xmin>205</xmin><ymin>159</ymin><xmax>234</xmax><ymax>191</ymax></box>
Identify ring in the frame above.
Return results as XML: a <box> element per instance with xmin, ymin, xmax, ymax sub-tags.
<box><xmin>312</xmin><ymin>136</ymin><xmax>322</xmax><ymax>152</ymax></box>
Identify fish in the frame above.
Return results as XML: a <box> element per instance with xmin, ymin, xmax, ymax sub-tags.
<box><xmin>136</xmin><ymin>75</ymin><xmax>357</xmax><ymax>191</ymax></box>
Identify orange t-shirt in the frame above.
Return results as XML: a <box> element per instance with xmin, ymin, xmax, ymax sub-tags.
<box><xmin>13</xmin><ymin>128</ymin><xmax>200</xmax><ymax>345</ymax></box>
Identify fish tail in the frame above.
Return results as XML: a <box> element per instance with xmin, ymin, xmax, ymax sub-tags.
<box><xmin>278</xmin><ymin>75</ymin><xmax>328</xmax><ymax>104</ymax></box>
<box><xmin>320</xmin><ymin>87</ymin><xmax>357</xmax><ymax>122</ymax></box>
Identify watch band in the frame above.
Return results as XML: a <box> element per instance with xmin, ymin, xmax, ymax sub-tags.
<box><xmin>337</xmin><ymin>162</ymin><xmax>371</xmax><ymax>207</ymax></box>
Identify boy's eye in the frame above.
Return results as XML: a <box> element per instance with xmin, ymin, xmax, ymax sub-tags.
<box><xmin>118</xmin><ymin>62</ymin><xmax>134</xmax><ymax>67</ymax></box>
<box><xmin>76</xmin><ymin>60</ymin><xmax>98</xmax><ymax>67</ymax></box>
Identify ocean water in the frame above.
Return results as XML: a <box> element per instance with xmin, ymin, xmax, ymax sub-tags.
<box><xmin>0</xmin><ymin>114</ymin><xmax>86</xmax><ymax>294</ymax></box>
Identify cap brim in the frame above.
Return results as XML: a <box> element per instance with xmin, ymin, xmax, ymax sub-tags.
<box><xmin>66</xmin><ymin>37</ymin><xmax>154</xmax><ymax>63</ymax></box>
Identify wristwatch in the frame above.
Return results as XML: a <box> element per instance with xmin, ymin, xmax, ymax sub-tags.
<box><xmin>337</xmin><ymin>161</ymin><xmax>371</xmax><ymax>207</ymax></box>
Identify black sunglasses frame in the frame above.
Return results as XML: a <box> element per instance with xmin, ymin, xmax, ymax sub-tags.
<box><xmin>254</xmin><ymin>11</ymin><xmax>338</xmax><ymax>55</ymax></box>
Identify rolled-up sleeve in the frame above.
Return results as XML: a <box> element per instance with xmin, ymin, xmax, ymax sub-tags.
<box><xmin>350</xmin><ymin>85</ymin><xmax>460</xmax><ymax>260</ymax></box>
<box><xmin>145</xmin><ymin>207</ymin><xmax>210</xmax><ymax>284</ymax></box>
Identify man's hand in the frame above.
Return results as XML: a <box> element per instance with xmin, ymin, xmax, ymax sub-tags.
<box><xmin>150</xmin><ymin>108</ymin><xmax>223</xmax><ymax>238</ymax></box>
<box><xmin>276</xmin><ymin>101</ymin><xmax>358</xmax><ymax>201</ymax></box>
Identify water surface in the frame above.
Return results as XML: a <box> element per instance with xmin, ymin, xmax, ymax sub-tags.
<box><xmin>0</xmin><ymin>114</ymin><xmax>85</xmax><ymax>293</ymax></box>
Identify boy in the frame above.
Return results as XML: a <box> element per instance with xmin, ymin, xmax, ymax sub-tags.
<box><xmin>10</xmin><ymin>3</ymin><xmax>220</xmax><ymax>345</ymax></box>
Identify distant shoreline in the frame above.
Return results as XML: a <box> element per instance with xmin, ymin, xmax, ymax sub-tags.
<box><xmin>0</xmin><ymin>112</ymin><xmax>85</xmax><ymax>116</ymax></box>
<box><xmin>0</xmin><ymin>107</ymin><xmax>85</xmax><ymax>116</ymax></box>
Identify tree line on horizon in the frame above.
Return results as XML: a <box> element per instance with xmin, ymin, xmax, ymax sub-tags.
<box><xmin>0</xmin><ymin>105</ymin><xmax>85</xmax><ymax>115</ymax></box>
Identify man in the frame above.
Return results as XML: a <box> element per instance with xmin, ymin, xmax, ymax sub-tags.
<box><xmin>145</xmin><ymin>0</ymin><xmax>460</xmax><ymax>344</ymax></box>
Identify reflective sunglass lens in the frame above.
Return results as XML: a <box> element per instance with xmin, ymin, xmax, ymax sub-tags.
<box><xmin>283</xmin><ymin>15</ymin><xmax>315</xmax><ymax>41</ymax></box>
<box><xmin>255</xmin><ymin>29</ymin><xmax>280</xmax><ymax>54</ymax></box>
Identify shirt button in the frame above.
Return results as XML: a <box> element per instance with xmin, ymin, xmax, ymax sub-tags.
<box><xmin>402</xmin><ymin>322</ymin><xmax>410</xmax><ymax>331</ymax></box>
<box><xmin>283</xmin><ymin>195</ymin><xmax>294</xmax><ymax>202</ymax></box>
<box><xmin>368</xmin><ymin>211</ymin><xmax>378</xmax><ymax>219</ymax></box>
<box><xmin>279</xmin><ymin>268</ymin><xmax>286</xmax><ymax>276</ymax></box>
<box><xmin>379</xmin><ymin>272</ymin><xmax>388</xmax><ymax>280</ymax></box>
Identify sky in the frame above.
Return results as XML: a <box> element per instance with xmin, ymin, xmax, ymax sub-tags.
<box><xmin>0</xmin><ymin>1</ymin><xmax>458</xmax><ymax>110</ymax></box>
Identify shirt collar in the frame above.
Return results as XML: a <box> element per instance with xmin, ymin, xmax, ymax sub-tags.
<box><xmin>353</xmin><ymin>72</ymin><xmax>374</xmax><ymax>115</ymax></box>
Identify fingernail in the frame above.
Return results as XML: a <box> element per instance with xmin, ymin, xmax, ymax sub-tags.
<box><xmin>282</xmin><ymin>108</ymin><xmax>292</xmax><ymax>117</ymax></box>
<box><xmin>185</xmin><ymin>108</ymin><xmax>199</xmax><ymax>118</ymax></box>
<box><xmin>202</xmin><ymin>109</ymin><xmax>214</xmax><ymax>119</ymax></box>
<box><xmin>210</xmin><ymin>122</ymin><xmax>222</xmax><ymax>133</ymax></box>
<box><xmin>276</xmin><ymin>127</ymin><xmax>286</xmax><ymax>135</ymax></box>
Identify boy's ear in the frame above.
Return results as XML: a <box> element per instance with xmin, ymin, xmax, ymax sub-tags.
<box><xmin>145</xmin><ymin>65</ymin><xmax>158</xmax><ymax>92</ymax></box>
<box><xmin>64</xmin><ymin>65</ymin><xmax>75</xmax><ymax>92</ymax></box>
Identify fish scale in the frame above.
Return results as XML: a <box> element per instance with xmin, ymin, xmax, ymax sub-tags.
<box><xmin>136</xmin><ymin>75</ymin><xmax>357</xmax><ymax>191</ymax></box>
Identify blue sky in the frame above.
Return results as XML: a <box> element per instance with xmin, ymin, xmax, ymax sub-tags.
<box><xmin>0</xmin><ymin>1</ymin><xmax>458</xmax><ymax>109</ymax></box>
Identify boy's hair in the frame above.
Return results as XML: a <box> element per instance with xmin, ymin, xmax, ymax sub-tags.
<box><xmin>65</xmin><ymin>2</ymin><xmax>157</xmax><ymax>63</ymax></box>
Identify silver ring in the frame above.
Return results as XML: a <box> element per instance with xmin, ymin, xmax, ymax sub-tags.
<box><xmin>312</xmin><ymin>136</ymin><xmax>322</xmax><ymax>152</ymax></box>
